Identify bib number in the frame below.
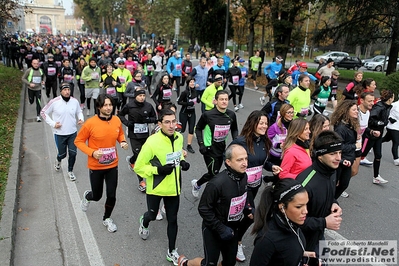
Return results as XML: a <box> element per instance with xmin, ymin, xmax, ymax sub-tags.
<box><xmin>246</xmin><ymin>166</ymin><xmax>263</xmax><ymax>188</ymax></box>
<box><xmin>228</xmin><ymin>192</ymin><xmax>247</xmax><ymax>221</ymax></box>
<box><xmin>106</xmin><ymin>87</ymin><xmax>117</xmax><ymax>97</ymax></box>
<box><xmin>98</xmin><ymin>147</ymin><xmax>116</xmax><ymax>165</ymax></box>
<box><xmin>134</xmin><ymin>123</ymin><xmax>148</xmax><ymax>134</ymax></box>
<box><xmin>166</xmin><ymin>151</ymin><xmax>182</xmax><ymax>167</ymax></box>
<box><xmin>214</xmin><ymin>124</ymin><xmax>230</xmax><ymax>142</ymax></box>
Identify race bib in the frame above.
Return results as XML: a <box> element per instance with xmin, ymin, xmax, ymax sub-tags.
<box><xmin>147</xmin><ymin>65</ymin><xmax>153</xmax><ymax>71</ymax></box>
<box><xmin>64</xmin><ymin>75</ymin><xmax>73</xmax><ymax>82</ymax></box>
<box><xmin>228</xmin><ymin>192</ymin><xmax>247</xmax><ymax>222</ymax></box>
<box><xmin>91</xmin><ymin>72</ymin><xmax>99</xmax><ymax>80</ymax></box>
<box><xmin>56</xmin><ymin>61</ymin><xmax>61</xmax><ymax>67</ymax></box>
<box><xmin>80</xmin><ymin>78</ymin><xmax>85</xmax><ymax>84</ymax></box>
<box><xmin>20</xmin><ymin>49</ymin><xmax>25</xmax><ymax>53</ymax></box>
<box><xmin>32</xmin><ymin>77</ymin><xmax>41</xmax><ymax>83</ymax></box>
<box><xmin>175</xmin><ymin>64</ymin><xmax>182</xmax><ymax>71</ymax></box>
<box><xmin>98</xmin><ymin>147</ymin><xmax>116</xmax><ymax>165</ymax></box>
<box><xmin>126</xmin><ymin>65</ymin><xmax>134</xmax><ymax>71</ymax></box>
<box><xmin>185</xmin><ymin>66</ymin><xmax>191</xmax><ymax>73</ymax></box>
<box><xmin>162</xmin><ymin>89</ymin><xmax>172</xmax><ymax>100</ymax></box>
<box><xmin>106</xmin><ymin>87</ymin><xmax>117</xmax><ymax>96</ymax></box>
<box><xmin>47</xmin><ymin>67</ymin><xmax>56</xmax><ymax>76</ymax></box>
<box><xmin>187</xmin><ymin>98</ymin><xmax>197</xmax><ymax>109</ymax></box>
<box><xmin>246</xmin><ymin>166</ymin><xmax>263</xmax><ymax>188</ymax></box>
<box><xmin>332</xmin><ymin>89</ymin><xmax>337</xmax><ymax>94</ymax></box>
<box><xmin>26</xmin><ymin>54</ymin><xmax>33</xmax><ymax>60</ymax></box>
<box><xmin>317</xmin><ymin>98</ymin><xmax>328</xmax><ymax>106</ymax></box>
<box><xmin>63</xmin><ymin>56</ymin><xmax>69</xmax><ymax>60</ymax></box>
<box><xmin>214</xmin><ymin>124</ymin><xmax>230</xmax><ymax>142</ymax></box>
<box><xmin>232</xmin><ymin>75</ymin><xmax>239</xmax><ymax>84</ymax></box>
<box><xmin>241</xmin><ymin>71</ymin><xmax>247</xmax><ymax>78</ymax></box>
<box><xmin>300</xmin><ymin>108</ymin><xmax>309</xmax><ymax>115</ymax></box>
<box><xmin>166</xmin><ymin>150</ymin><xmax>182</xmax><ymax>167</ymax></box>
<box><xmin>119</xmin><ymin>76</ymin><xmax>126</xmax><ymax>84</ymax></box>
<box><xmin>134</xmin><ymin>123</ymin><xmax>148</xmax><ymax>134</ymax></box>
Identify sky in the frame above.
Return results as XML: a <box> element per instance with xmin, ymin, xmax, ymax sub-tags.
<box><xmin>63</xmin><ymin>0</ymin><xmax>74</xmax><ymax>15</ymax></box>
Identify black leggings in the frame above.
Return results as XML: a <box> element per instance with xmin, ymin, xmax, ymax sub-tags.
<box><xmin>143</xmin><ymin>194</ymin><xmax>180</xmax><ymax>252</ymax></box>
<box><xmin>361</xmin><ymin>136</ymin><xmax>383</xmax><ymax>177</ymax></box>
<box><xmin>383</xmin><ymin>128</ymin><xmax>399</xmax><ymax>159</ymax></box>
<box><xmin>313</xmin><ymin>104</ymin><xmax>326</xmax><ymax>115</ymax></box>
<box><xmin>45</xmin><ymin>79</ymin><xmax>58</xmax><ymax>98</ymax></box>
<box><xmin>78</xmin><ymin>82</ymin><xmax>86</xmax><ymax>104</ymax></box>
<box><xmin>170</xmin><ymin>76</ymin><xmax>181</xmax><ymax>97</ymax></box>
<box><xmin>201</xmin><ymin>225</ymin><xmax>238</xmax><ymax>266</ymax></box>
<box><xmin>236</xmin><ymin>186</ymin><xmax>260</xmax><ymax>241</ymax></box>
<box><xmin>335</xmin><ymin>164</ymin><xmax>352</xmax><ymax>199</ymax></box>
<box><xmin>197</xmin><ymin>155</ymin><xmax>224</xmax><ymax>187</ymax></box>
<box><xmin>129</xmin><ymin>138</ymin><xmax>146</xmax><ymax>182</ymax></box>
<box><xmin>28</xmin><ymin>89</ymin><xmax>42</xmax><ymax>116</ymax></box>
<box><xmin>146</xmin><ymin>75</ymin><xmax>152</xmax><ymax>95</ymax></box>
<box><xmin>86</xmin><ymin>167</ymin><xmax>118</xmax><ymax>220</ymax></box>
<box><xmin>228</xmin><ymin>85</ymin><xmax>239</xmax><ymax>105</ymax></box>
<box><xmin>179</xmin><ymin>112</ymin><xmax>196</xmax><ymax>134</ymax></box>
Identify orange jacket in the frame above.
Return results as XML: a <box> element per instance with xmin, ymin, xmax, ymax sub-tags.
<box><xmin>75</xmin><ymin>115</ymin><xmax>126</xmax><ymax>170</ymax></box>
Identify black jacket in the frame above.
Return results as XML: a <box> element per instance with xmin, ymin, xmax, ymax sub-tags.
<box><xmin>250</xmin><ymin>213</ymin><xmax>305</xmax><ymax>266</ymax></box>
<box><xmin>42</xmin><ymin>61</ymin><xmax>59</xmax><ymax>80</ymax></box>
<box><xmin>334</xmin><ymin>121</ymin><xmax>357</xmax><ymax>163</ymax></box>
<box><xmin>226</xmin><ymin>66</ymin><xmax>242</xmax><ymax>85</ymax></box>
<box><xmin>261</xmin><ymin>98</ymin><xmax>290</xmax><ymax>125</ymax></box>
<box><xmin>198</xmin><ymin>167</ymin><xmax>248</xmax><ymax>234</ymax></box>
<box><xmin>365</xmin><ymin>101</ymin><xmax>392</xmax><ymax>139</ymax></box>
<box><xmin>118</xmin><ymin>100</ymin><xmax>157</xmax><ymax>139</ymax></box>
<box><xmin>151</xmin><ymin>83</ymin><xmax>173</xmax><ymax>108</ymax></box>
<box><xmin>296</xmin><ymin>159</ymin><xmax>338</xmax><ymax>251</ymax></box>
<box><xmin>178</xmin><ymin>87</ymin><xmax>198</xmax><ymax>114</ymax></box>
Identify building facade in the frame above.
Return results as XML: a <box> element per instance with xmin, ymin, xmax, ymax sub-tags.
<box><xmin>24</xmin><ymin>0</ymin><xmax>66</xmax><ymax>34</ymax></box>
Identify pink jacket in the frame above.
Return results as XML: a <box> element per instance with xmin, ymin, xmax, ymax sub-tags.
<box><xmin>279</xmin><ymin>143</ymin><xmax>312</xmax><ymax>179</ymax></box>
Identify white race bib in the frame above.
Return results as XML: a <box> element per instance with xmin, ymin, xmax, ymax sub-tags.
<box><xmin>133</xmin><ymin>123</ymin><xmax>148</xmax><ymax>134</ymax></box>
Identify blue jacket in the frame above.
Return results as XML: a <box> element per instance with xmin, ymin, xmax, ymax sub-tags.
<box><xmin>264</xmin><ymin>62</ymin><xmax>282</xmax><ymax>79</ymax></box>
<box><xmin>238</xmin><ymin>66</ymin><xmax>248</xmax><ymax>86</ymax></box>
<box><xmin>167</xmin><ymin>56</ymin><xmax>183</xmax><ymax>77</ymax></box>
<box><xmin>190</xmin><ymin>65</ymin><xmax>209</xmax><ymax>91</ymax></box>
<box><xmin>223</xmin><ymin>55</ymin><xmax>231</xmax><ymax>70</ymax></box>
<box><xmin>291</xmin><ymin>70</ymin><xmax>317</xmax><ymax>86</ymax></box>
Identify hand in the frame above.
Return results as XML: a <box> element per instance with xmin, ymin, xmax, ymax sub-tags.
<box><xmin>180</xmin><ymin>160</ymin><xmax>190</xmax><ymax>171</ymax></box>
<box><xmin>93</xmin><ymin>150</ymin><xmax>104</xmax><ymax>160</ymax></box>
<box><xmin>169</xmin><ymin>73</ymin><xmax>173</xmax><ymax>78</ymax></box>
<box><xmin>54</xmin><ymin>122</ymin><xmax>62</xmax><ymax>129</ymax></box>
<box><xmin>158</xmin><ymin>105</ymin><xmax>162</xmax><ymax>110</ymax></box>
<box><xmin>325</xmin><ymin>212</ymin><xmax>342</xmax><ymax>230</ymax></box>
<box><xmin>195</xmin><ymin>84</ymin><xmax>199</xmax><ymax>88</ymax></box>
<box><xmin>120</xmin><ymin>141</ymin><xmax>128</xmax><ymax>150</ymax></box>
<box><xmin>30</xmin><ymin>83</ymin><xmax>35</xmax><ymax>88</ymax></box>
<box><xmin>272</xmin><ymin>165</ymin><xmax>283</xmax><ymax>175</ymax></box>
<box><xmin>77</xmin><ymin>119</ymin><xmax>83</xmax><ymax>126</ymax></box>
<box><xmin>355</xmin><ymin>141</ymin><xmax>362</xmax><ymax>150</ymax></box>
<box><xmin>199</xmin><ymin>144</ymin><xmax>208</xmax><ymax>155</ymax></box>
<box><xmin>219</xmin><ymin>226</ymin><xmax>234</xmax><ymax>241</ymax></box>
<box><xmin>157</xmin><ymin>163</ymin><xmax>175</xmax><ymax>175</ymax></box>
<box><xmin>243</xmin><ymin>204</ymin><xmax>255</xmax><ymax>219</ymax></box>
<box><xmin>99</xmin><ymin>82</ymin><xmax>103</xmax><ymax>87</ymax></box>
<box><xmin>331</xmin><ymin>203</ymin><xmax>342</xmax><ymax>216</ymax></box>
<box><xmin>112</xmin><ymin>81</ymin><xmax>117</xmax><ymax>86</ymax></box>
<box><xmin>373</xmin><ymin>130</ymin><xmax>381</xmax><ymax>137</ymax></box>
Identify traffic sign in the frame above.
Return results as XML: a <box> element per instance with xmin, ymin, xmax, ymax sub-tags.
<box><xmin>151</xmin><ymin>33</ymin><xmax>155</xmax><ymax>39</ymax></box>
<box><xmin>114</xmin><ymin>27</ymin><xmax>118</xmax><ymax>33</ymax></box>
<box><xmin>129</xmin><ymin>18</ymin><xmax>135</xmax><ymax>26</ymax></box>
<box><xmin>7</xmin><ymin>21</ymin><xmax>13</xmax><ymax>28</ymax></box>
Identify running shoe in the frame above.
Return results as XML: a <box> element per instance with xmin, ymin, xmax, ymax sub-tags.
<box><xmin>103</xmin><ymin>218</ymin><xmax>117</xmax><ymax>232</ymax></box>
<box><xmin>156</xmin><ymin>210</ymin><xmax>163</xmax><ymax>221</ymax></box>
<box><xmin>126</xmin><ymin>156</ymin><xmax>134</xmax><ymax>172</ymax></box>
<box><xmin>138</xmin><ymin>181</ymin><xmax>146</xmax><ymax>192</ymax></box>
<box><xmin>191</xmin><ymin>179</ymin><xmax>200</xmax><ymax>198</ymax></box>
<box><xmin>360</xmin><ymin>158</ymin><xmax>373</xmax><ymax>165</ymax></box>
<box><xmin>373</xmin><ymin>175</ymin><xmax>388</xmax><ymax>184</ymax></box>
<box><xmin>81</xmin><ymin>190</ymin><xmax>91</xmax><ymax>212</ymax></box>
<box><xmin>54</xmin><ymin>160</ymin><xmax>61</xmax><ymax>171</ymax></box>
<box><xmin>234</xmin><ymin>106</ymin><xmax>239</xmax><ymax>112</ymax></box>
<box><xmin>139</xmin><ymin>215</ymin><xmax>149</xmax><ymax>240</ymax></box>
<box><xmin>68</xmin><ymin>171</ymin><xmax>76</xmax><ymax>181</ymax></box>
<box><xmin>238</xmin><ymin>103</ymin><xmax>244</xmax><ymax>109</ymax></box>
<box><xmin>394</xmin><ymin>159</ymin><xmax>399</xmax><ymax>166</ymax></box>
<box><xmin>254</xmin><ymin>86</ymin><xmax>259</xmax><ymax>90</ymax></box>
<box><xmin>186</xmin><ymin>145</ymin><xmax>195</xmax><ymax>154</ymax></box>
<box><xmin>236</xmin><ymin>243</ymin><xmax>246</xmax><ymax>262</ymax></box>
<box><xmin>166</xmin><ymin>248</ymin><xmax>180</xmax><ymax>266</ymax></box>
<box><xmin>340</xmin><ymin>191</ymin><xmax>349</xmax><ymax>198</ymax></box>
<box><xmin>86</xmin><ymin>109</ymin><xmax>90</xmax><ymax>116</ymax></box>
<box><xmin>36</xmin><ymin>116</ymin><xmax>41</xmax><ymax>122</ymax></box>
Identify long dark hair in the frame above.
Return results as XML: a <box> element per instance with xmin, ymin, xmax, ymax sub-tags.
<box><xmin>240</xmin><ymin>110</ymin><xmax>271</xmax><ymax>155</ymax></box>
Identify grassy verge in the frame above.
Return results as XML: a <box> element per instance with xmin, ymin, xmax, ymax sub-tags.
<box><xmin>308</xmin><ymin>67</ymin><xmax>387</xmax><ymax>84</ymax></box>
<box><xmin>0</xmin><ymin>65</ymin><xmax>22</xmax><ymax>220</ymax></box>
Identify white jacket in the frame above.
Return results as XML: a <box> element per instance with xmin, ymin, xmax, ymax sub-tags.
<box><xmin>387</xmin><ymin>101</ymin><xmax>399</xmax><ymax>131</ymax></box>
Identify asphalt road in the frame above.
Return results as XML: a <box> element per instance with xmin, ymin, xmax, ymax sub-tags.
<box><xmin>10</xmin><ymin>60</ymin><xmax>399</xmax><ymax>266</ymax></box>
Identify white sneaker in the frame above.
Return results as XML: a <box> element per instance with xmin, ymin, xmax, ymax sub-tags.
<box><xmin>238</xmin><ymin>103</ymin><xmax>244</xmax><ymax>109</ymax></box>
<box><xmin>254</xmin><ymin>86</ymin><xmax>259</xmax><ymax>90</ymax></box>
<box><xmin>68</xmin><ymin>171</ymin><xmax>76</xmax><ymax>181</ymax></box>
<box><xmin>156</xmin><ymin>210</ymin><xmax>163</xmax><ymax>221</ymax></box>
<box><xmin>236</xmin><ymin>244</ymin><xmax>246</xmax><ymax>262</ymax></box>
<box><xmin>260</xmin><ymin>96</ymin><xmax>266</xmax><ymax>106</ymax></box>
<box><xmin>161</xmin><ymin>204</ymin><xmax>166</xmax><ymax>214</ymax></box>
<box><xmin>86</xmin><ymin>109</ymin><xmax>90</xmax><ymax>116</ymax></box>
<box><xmin>340</xmin><ymin>191</ymin><xmax>349</xmax><ymax>198</ymax></box>
<box><xmin>191</xmin><ymin>179</ymin><xmax>200</xmax><ymax>198</ymax></box>
<box><xmin>373</xmin><ymin>175</ymin><xmax>388</xmax><ymax>184</ymax></box>
<box><xmin>360</xmin><ymin>158</ymin><xmax>373</xmax><ymax>165</ymax></box>
<box><xmin>54</xmin><ymin>160</ymin><xmax>61</xmax><ymax>171</ymax></box>
<box><xmin>36</xmin><ymin>116</ymin><xmax>41</xmax><ymax>122</ymax></box>
<box><xmin>103</xmin><ymin>218</ymin><xmax>117</xmax><ymax>232</ymax></box>
<box><xmin>394</xmin><ymin>159</ymin><xmax>399</xmax><ymax>166</ymax></box>
<box><xmin>80</xmin><ymin>103</ymin><xmax>84</xmax><ymax>110</ymax></box>
<box><xmin>139</xmin><ymin>215</ymin><xmax>149</xmax><ymax>240</ymax></box>
<box><xmin>234</xmin><ymin>106</ymin><xmax>239</xmax><ymax>112</ymax></box>
<box><xmin>81</xmin><ymin>190</ymin><xmax>91</xmax><ymax>212</ymax></box>
<box><xmin>166</xmin><ymin>248</ymin><xmax>180</xmax><ymax>265</ymax></box>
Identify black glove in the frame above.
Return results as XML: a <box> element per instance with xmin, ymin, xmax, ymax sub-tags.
<box><xmin>187</xmin><ymin>101</ymin><xmax>194</xmax><ymax>106</ymax></box>
<box><xmin>157</xmin><ymin>163</ymin><xmax>175</xmax><ymax>175</ymax></box>
<box><xmin>180</xmin><ymin>160</ymin><xmax>190</xmax><ymax>171</ymax></box>
<box><xmin>296</xmin><ymin>112</ymin><xmax>306</xmax><ymax>118</ymax></box>
<box><xmin>243</xmin><ymin>204</ymin><xmax>255</xmax><ymax>217</ymax></box>
<box><xmin>389</xmin><ymin>117</ymin><xmax>397</xmax><ymax>124</ymax></box>
<box><xmin>199</xmin><ymin>144</ymin><xmax>209</xmax><ymax>155</ymax></box>
<box><xmin>307</xmin><ymin>108</ymin><xmax>312</xmax><ymax>116</ymax></box>
<box><xmin>219</xmin><ymin>226</ymin><xmax>234</xmax><ymax>241</ymax></box>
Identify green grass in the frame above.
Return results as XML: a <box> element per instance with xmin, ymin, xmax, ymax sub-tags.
<box><xmin>307</xmin><ymin>67</ymin><xmax>387</xmax><ymax>84</ymax></box>
<box><xmin>0</xmin><ymin>65</ymin><xmax>22</xmax><ymax>220</ymax></box>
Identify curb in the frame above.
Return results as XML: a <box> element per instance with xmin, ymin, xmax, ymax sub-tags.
<box><xmin>0</xmin><ymin>85</ymin><xmax>26</xmax><ymax>266</ymax></box>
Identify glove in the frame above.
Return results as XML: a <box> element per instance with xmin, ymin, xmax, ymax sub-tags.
<box><xmin>187</xmin><ymin>101</ymin><xmax>195</xmax><ymax>106</ymax></box>
<box><xmin>219</xmin><ymin>226</ymin><xmax>234</xmax><ymax>241</ymax></box>
<box><xmin>307</xmin><ymin>108</ymin><xmax>313</xmax><ymax>116</ymax></box>
<box><xmin>180</xmin><ymin>160</ymin><xmax>190</xmax><ymax>171</ymax></box>
<box><xmin>199</xmin><ymin>144</ymin><xmax>209</xmax><ymax>155</ymax></box>
<box><xmin>389</xmin><ymin>117</ymin><xmax>397</xmax><ymax>124</ymax></box>
<box><xmin>296</xmin><ymin>112</ymin><xmax>306</xmax><ymax>118</ymax></box>
<box><xmin>243</xmin><ymin>204</ymin><xmax>255</xmax><ymax>217</ymax></box>
<box><xmin>157</xmin><ymin>163</ymin><xmax>175</xmax><ymax>175</ymax></box>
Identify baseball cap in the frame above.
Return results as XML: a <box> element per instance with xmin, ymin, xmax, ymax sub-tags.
<box><xmin>299</xmin><ymin>62</ymin><xmax>308</xmax><ymax>68</ymax></box>
<box><xmin>225</xmin><ymin>49</ymin><xmax>231</xmax><ymax>53</ymax></box>
<box><xmin>332</xmin><ymin>70</ymin><xmax>340</xmax><ymax>76</ymax></box>
<box><xmin>238</xmin><ymin>58</ymin><xmax>245</xmax><ymax>63</ymax></box>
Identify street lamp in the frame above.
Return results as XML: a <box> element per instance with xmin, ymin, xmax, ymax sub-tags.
<box><xmin>302</xmin><ymin>2</ymin><xmax>312</xmax><ymax>59</ymax></box>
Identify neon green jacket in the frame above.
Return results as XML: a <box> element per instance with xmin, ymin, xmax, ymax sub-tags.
<box><xmin>81</xmin><ymin>65</ymin><xmax>101</xmax><ymax>89</ymax></box>
<box><xmin>113</xmin><ymin>68</ymin><xmax>132</xmax><ymax>93</ymax></box>
<box><xmin>201</xmin><ymin>83</ymin><xmax>223</xmax><ymax>111</ymax></box>
<box><xmin>134</xmin><ymin>130</ymin><xmax>185</xmax><ymax>196</ymax></box>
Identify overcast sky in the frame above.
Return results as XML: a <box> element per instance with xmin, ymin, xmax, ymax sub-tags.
<box><xmin>64</xmin><ymin>0</ymin><xmax>73</xmax><ymax>15</ymax></box>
